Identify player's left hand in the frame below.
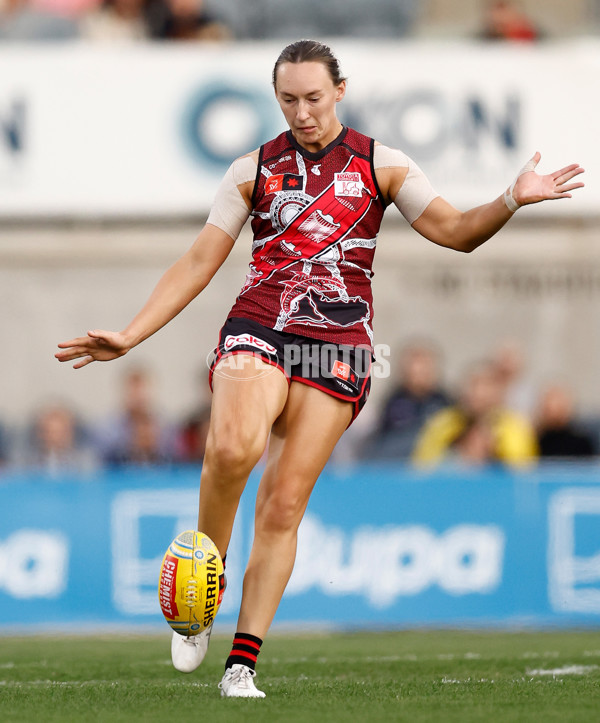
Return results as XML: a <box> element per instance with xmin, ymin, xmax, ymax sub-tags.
<box><xmin>511</xmin><ymin>152</ymin><xmax>585</xmax><ymax>207</ymax></box>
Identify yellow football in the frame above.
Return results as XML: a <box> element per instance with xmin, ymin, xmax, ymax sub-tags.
<box><xmin>158</xmin><ymin>530</ymin><xmax>224</xmax><ymax>636</ymax></box>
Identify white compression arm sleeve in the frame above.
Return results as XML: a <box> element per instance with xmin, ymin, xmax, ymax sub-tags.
<box><xmin>206</xmin><ymin>155</ymin><xmax>257</xmax><ymax>240</ymax></box>
<box><xmin>374</xmin><ymin>145</ymin><xmax>439</xmax><ymax>224</ymax></box>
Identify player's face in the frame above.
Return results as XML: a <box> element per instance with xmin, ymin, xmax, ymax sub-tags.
<box><xmin>274</xmin><ymin>61</ymin><xmax>346</xmax><ymax>152</ymax></box>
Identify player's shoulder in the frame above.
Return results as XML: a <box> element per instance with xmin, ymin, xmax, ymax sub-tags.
<box><xmin>230</xmin><ymin>151</ymin><xmax>259</xmax><ymax>185</ymax></box>
<box><xmin>373</xmin><ymin>141</ymin><xmax>410</xmax><ymax>169</ymax></box>
<box><xmin>236</xmin><ymin>149</ymin><xmax>260</xmax><ymax>164</ymax></box>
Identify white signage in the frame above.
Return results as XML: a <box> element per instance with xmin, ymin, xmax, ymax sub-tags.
<box><xmin>0</xmin><ymin>529</ymin><xmax>69</xmax><ymax>599</ymax></box>
<box><xmin>548</xmin><ymin>488</ymin><xmax>600</xmax><ymax>613</ymax></box>
<box><xmin>0</xmin><ymin>42</ymin><xmax>597</xmax><ymax>217</ymax></box>
<box><xmin>289</xmin><ymin>514</ymin><xmax>505</xmax><ymax>606</ymax></box>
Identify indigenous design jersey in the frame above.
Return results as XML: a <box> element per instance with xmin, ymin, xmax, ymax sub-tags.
<box><xmin>227</xmin><ymin>127</ymin><xmax>386</xmax><ymax>349</ymax></box>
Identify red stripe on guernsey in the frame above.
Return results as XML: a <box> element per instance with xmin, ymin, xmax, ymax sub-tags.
<box><xmin>233</xmin><ymin>649</ymin><xmax>259</xmax><ymax>663</ymax></box>
<box><xmin>242</xmin><ymin>154</ymin><xmax>374</xmax><ymax>294</ymax></box>
<box><xmin>234</xmin><ymin>637</ymin><xmax>261</xmax><ymax>651</ymax></box>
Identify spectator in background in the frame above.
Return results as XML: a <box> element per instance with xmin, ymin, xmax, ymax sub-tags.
<box><xmin>22</xmin><ymin>402</ymin><xmax>97</xmax><ymax>475</ymax></box>
<box><xmin>95</xmin><ymin>365</ymin><xmax>175</xmax><ymax>466</ymax></box>
<box><xmin>176</xmin><ymin>404</ymin><xmax>210</xmax><ymax>464</ymax></box>
<box><xmin>0</xmin><ymin>0</ymin><xmax>79</xmax><ymax>40</ymax></box>
<box><xmin>447</xmin><ymin>417</ymin><xmax>500</xmax><ymax>469</ymax></box>
<box><xmin>412</xmin><ymin>359</ymin><xmax>538</xmax><ymax>469</ymax></box>
<box><xmin>104</xmin><ymin>409</ymin><xmax>174</xmax><ymax>466</ymax></box>
<box><xmin>81</xmin><ymin>0</ymin><xmax>149</xmax><ymax>41</ymax></box>
<box><xmin>490</xmin><ymin>338</ymin><xmax>535</xmax><ymax>417</ymax></box>
<box><xmin>145</xmin><ymin>0</ymin><xmax>231</xmax><ymax>41</ymax></box>
<box><xmin>175</xmin><ymin>368</ymin><xmax>212</xmax><ymax>464</ymax></box>
<box><xmin>535</xmin><ymin>383</ymin><xmax>596</xmax><ymax>459</ymax></box>
<box><xmin>361</xmin><ymin>339</ymin><xmax>452</xmax><ymax>460</ymax></box>
<box><xmin>478</xmin><ymin>0</ymin><xmax>539</xmax><ymax>43</ymax></box>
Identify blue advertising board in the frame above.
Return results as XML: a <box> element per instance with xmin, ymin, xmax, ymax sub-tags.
<box><xmin>0</xmin><ymin>464</ymin><xmax>599</xmax><ymax>632</ymax></box>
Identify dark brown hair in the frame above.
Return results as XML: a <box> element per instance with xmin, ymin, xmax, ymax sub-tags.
<box><xmin>272</xmin><ymin>39</ymin><xmax>347</xmax><ymax>87</ymax></box>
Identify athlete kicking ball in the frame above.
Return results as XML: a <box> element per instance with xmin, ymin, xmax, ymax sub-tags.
<box><xmin>56</xmin><ymin>39</ymin><xmax>584</xmax><ymax>697</ymax></box>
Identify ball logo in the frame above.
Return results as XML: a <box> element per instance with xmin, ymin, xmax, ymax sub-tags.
<box><xmin>202</xmin><ymin>552</ymin><xmax>219</xmax><ymax>629</ymax></box>
<box><xmin>158</xmin><ymin>555</ymin><xmax>179</xmax><ymax>619</ymax></box>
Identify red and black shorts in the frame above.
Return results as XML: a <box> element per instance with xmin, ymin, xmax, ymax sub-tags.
<box><xmin>209</xmin><ymin>317</ymin><xmax>372</xmax><ymax>424</ymax></box>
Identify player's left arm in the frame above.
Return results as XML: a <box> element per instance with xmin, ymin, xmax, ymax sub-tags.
<box><xmin>377</xmin><ymin>147</ymin><xmax>584</xmax><ymax>253</ymax></box>
<box><xmin>411</xmin><ymin>152</ymin><xmax>584</xmax><ymax>253</ymax></box>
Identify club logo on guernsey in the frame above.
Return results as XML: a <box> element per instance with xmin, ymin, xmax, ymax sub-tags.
<box><xmin>334</xmin><ymin>172</ymin><xmax>364</xmax><ymax>198</ymax></box>
<box><xmin>265</xmin><ymin>174</ymin><xmax>304</xmax><ymax>194</ymax></box>
<box><xmin>224</xmin><ymin>333</ymin><xmax>277</xmax><ymax>354</ymax></box>
<box><xmin>331</xmin><ymin>360</ymin><xmax>358</xmax><ymax>389</ymax></box>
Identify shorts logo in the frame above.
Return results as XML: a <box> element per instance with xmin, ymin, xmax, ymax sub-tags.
<box><xmin>224</xmin><ymin>333</ymin><xmax>277</xmax><ymax>355</ymax></box>
<box><xmin>334</xmin><ymin>172</ymin><xmax>364</xmax><ymax>198</ymax></box>
<box><xmin>265</xmin><ymin>174</ymin><xmax>304</xmax><ymax>194</ymax></box>
<box><xmin>331</xmin><ymin>360</ymin><xmax>358</xmax><ymax>385</ymax></box>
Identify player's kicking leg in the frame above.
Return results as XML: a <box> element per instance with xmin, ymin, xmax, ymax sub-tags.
<box><xmin>171</xmin><ymin>356</ymin><xmax>288</xmax><ymax>674</ymax></box>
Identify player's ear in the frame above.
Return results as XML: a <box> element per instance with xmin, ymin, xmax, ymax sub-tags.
<box><xmin>335</xmin><ymin>80</ymin><xmax>346</xmax><ymax>103</ymax></box>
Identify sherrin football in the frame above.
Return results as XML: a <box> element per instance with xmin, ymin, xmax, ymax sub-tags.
<box><xmin>158</xmin><ymin>530</ymin><xmax>224</xmax><ymax>636</ymax></box>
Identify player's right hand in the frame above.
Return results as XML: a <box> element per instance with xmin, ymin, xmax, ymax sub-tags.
<box><xmin>55</xmin><ymin>329</ymin><xmax>130</xmax><ymax>369</ymax></box>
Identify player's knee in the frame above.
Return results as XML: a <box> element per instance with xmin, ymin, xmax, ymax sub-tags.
<box><xmin>205</xmin><ymin>426</ymin><xmax>266</xmax><ymax>476</ymax></box>
<box><xmin>257</xmin><ymin>488</ymin><xmax>306</xmax><ymax>534</ymax></box>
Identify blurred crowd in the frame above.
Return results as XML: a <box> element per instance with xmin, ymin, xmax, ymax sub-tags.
<box><xmin>354</xmin><ymin>339</ymin><xmax>599</xmax><ymax>470</ymax></box>
<box><xmin>0</xmin><ymin>0</ymin><xmax>552</xmax><ymax>44</ymax></box>
<box><xmin>0</xmin><ymin>0</ymin><xmax>233</xmax><ymax>42</ymax></box>
<box><xmin>0</xmin><ymin>365</ymin><xmax>212</xmax><ymax>475</ymax></box>
<box><xmin>1</xmin><ymin>338</ymin><xmax>598</xmax><ymax>477</ymax></box>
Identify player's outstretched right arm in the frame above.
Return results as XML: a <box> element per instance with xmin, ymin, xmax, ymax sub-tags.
<box><xmin>56</xmin><ymin>153</ymin><xmax>257</xmax><ymax>369</ymax></box>
<box><xmin>55</xmin><ymin>223</ymin><xmax>237</xmax><ymax>369</ymax></box>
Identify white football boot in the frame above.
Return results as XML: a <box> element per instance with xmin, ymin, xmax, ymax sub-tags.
<box><xmin>171</xmin><ymin>571</ymin><xmax>226</xmax><ymax>673</ymax></box>
<box><xmin>218</xmin><ymin>664</ymin><xmax>266</xmax><ymax>698</ymax></box>
<box><xmin>171</xmin><ymin>623</ymin><xmax>213</xmax><ymax>673</ymax></box>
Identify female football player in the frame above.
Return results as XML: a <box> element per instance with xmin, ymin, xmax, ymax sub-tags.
<box><xmin>56</xmin><ymin>39</ymin><xmax>584</xmax><ymax>698</ymax></box>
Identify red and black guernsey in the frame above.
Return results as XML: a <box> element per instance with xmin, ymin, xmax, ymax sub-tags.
<box><xmin>227</xmin><ymin>126</ymin><xmax>386</xmax><ymax>350</ymax></box>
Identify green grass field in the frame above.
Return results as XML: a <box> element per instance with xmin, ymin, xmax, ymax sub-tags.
<box><xmin>1</xmin><ymin>630</ymin><xmax>599</xmax><ymax>722</ymax></box>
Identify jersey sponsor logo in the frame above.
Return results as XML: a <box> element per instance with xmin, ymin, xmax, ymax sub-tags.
<box><xmin>224</xmin><ymin>333</ymin><xmax>277</xmax><ymax>354</ymax></box>
<box><xmin>334</xmin><ymin>172</ymin><xmax>364</xmax><ymax>198</ymax></box>
<box><xmin>331</xmin><ymin>360</ymin><xmax>358</xmax><ymax>385</ymax></box>
<box><xmin>265</xmin><ymin>173</ymin><xmax>304</xmax><ymax>194</ymax></box>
